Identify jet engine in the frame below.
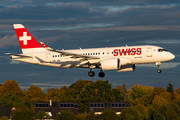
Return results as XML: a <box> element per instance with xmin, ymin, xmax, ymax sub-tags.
<box><xmin>100</xmin><ymin>58</ymin><xmax>135</xmax><ymax>71</ymax></box>
<box><xmin>101</xmin><ymin>58</ymin><xmax>120</xmax><ymax>70</ymax></box>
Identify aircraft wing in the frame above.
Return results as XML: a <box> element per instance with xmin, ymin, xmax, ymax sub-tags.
<box><xmin>41</xmin><ymin>42</ymin><xmax>100</xmax><ymax>60</ymax></box>
<box><xmin>5</xmin><ymin>53</ymin><xmax>32</xmax><ymax>58</ymax></box>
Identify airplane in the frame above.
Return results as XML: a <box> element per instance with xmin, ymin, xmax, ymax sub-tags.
<box><xmin>6</xmin><ymin>24</ymin><xmax>175</xmax><ymax>77</ymax></box>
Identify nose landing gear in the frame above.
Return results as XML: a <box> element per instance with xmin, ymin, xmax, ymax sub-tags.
<box><xmin>156</xmin><ymin>62</ymin><xmax>162</xmax><ymax>73</ymax></box>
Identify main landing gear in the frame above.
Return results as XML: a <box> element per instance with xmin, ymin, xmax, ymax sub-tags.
<box><xmin>156</xmin><ymin>62</ymin><xmax>162</xmax><ymax>73</ymax></box>
<box><xmin>98</xmin><ymin>70</ymin><xmax>105</xmax><ymax>78</ymax></box>
<box><xmin>88</xmin><ymin>69</ymin><xmax>95</xmax><ymax>77</ymax></box>
<box><xmin>88</xmin><ymin>69</ymin><xmax>105</xmax><ymax>77</ymax></box>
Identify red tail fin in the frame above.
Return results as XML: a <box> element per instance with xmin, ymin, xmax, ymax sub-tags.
<box><xmin>13</xmin><ymin>24</ymin><xmax>44</xmax><ymax>53</ymax></box>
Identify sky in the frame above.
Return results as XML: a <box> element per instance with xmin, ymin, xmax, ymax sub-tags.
<box><xmin>0</xmin><ymin>0</ymin><xmax>180</xmax><ymax>91</ymax></box>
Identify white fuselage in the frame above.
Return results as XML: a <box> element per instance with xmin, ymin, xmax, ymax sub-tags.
<box><xmin>11</xmin><ymin>45</ymin><xmax>175</xmax><ymax>69</ymax></box>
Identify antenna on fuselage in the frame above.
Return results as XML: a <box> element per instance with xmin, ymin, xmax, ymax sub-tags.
<box><xmin>126</xmin><ymin>44</ymin><xmax>128</xmax><ymax>47</ymax></box>
<box><xmin>79</xmin><ymin>47</ymin><xmax>81</xmax><ymax>49</ymax></box>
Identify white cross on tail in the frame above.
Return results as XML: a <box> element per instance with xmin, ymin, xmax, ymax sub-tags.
<box><xmin>19</xmin><ymin>32</ymin><xmax>31</xmax><ymax>45</ymax></box>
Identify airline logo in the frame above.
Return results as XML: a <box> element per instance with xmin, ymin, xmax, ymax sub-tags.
<box><xmin>19</xmin><ymin>32</ymin><xmax>31</xmax><ymax>45</ymax></box>
<box><xmin>113</xmin><ymin>48</ymin><xmax>141</xmax><ymax>56</ymax></box>
<box><xmin>13</xmin><ymin>24</ymin><xmax>43</xmax><ymax>49</ymax></box>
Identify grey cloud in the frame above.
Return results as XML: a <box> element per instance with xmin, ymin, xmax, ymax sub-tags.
<box><xmin>0</xmin><ymin>34</ymin><xmax>18</xmax><ymax>48</ymax></box>
<box><xmin>137</xmin><ymin>62</ymin><xmax>180</xmax><ymax>69</ymax></box>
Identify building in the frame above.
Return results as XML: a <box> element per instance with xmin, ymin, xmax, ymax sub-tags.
<box><xmin>88</xmin><ymin>101</ymin><xmax>130</xmax><ymax>115</ymax></box>
<box><xmin>0</xmin><ymin>106</ymin><xmax>12</xmax><ymax>119</ymax></box>
<box><xmin>35</xmin><ymin>101</ymin><xmax>79</xmax><ymax>119</ymax></box>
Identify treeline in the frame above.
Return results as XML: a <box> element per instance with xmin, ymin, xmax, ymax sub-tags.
<box><xmin>0</xmin><ymin>79</ymin><xmax>180</xmax><ymax>120</ymax></box>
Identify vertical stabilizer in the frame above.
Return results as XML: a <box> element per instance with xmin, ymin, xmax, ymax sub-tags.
<box><xmin>13</xmin><ymin>24</ymin><xmax>45</xmax><ymax>53</ymax></box>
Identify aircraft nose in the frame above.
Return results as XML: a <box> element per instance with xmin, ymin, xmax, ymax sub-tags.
<box><xmin>169</xmin><ymin>53</ymin><xmax>175</xmax><ymax>60</ymax></box>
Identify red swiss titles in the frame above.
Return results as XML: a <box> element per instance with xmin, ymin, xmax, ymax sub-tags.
<box><xmin>113</xmin><ymin>48</ymin><xmax>141</xmax><ymax>56</ymax></box>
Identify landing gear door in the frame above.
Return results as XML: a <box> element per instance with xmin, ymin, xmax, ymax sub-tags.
<box><xmin>46</xmin><ymin>53</ymin><xmax>51</xmax><ymax>62</ymax></box>
<box><xmin>146</xmin><ymin>48</ymin><xmax>152</xmax><ymax>57</ymax></box>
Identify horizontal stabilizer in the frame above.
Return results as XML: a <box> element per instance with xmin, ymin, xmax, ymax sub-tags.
<box><xmin>5</xmin><ymin>53</ymin><xmax>32</xmax><ymax>58</ymax></box>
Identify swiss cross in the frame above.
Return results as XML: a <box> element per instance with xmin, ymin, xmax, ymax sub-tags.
<box><xmin>19</xmin><ymin>32</ymin><xmax>31</xmax><ymax>45</ymax></box>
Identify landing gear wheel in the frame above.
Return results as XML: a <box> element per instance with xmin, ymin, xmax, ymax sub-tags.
<box><xmin>157</xmin><ymin>69</ymin><xmax>161</xmax><ymax>73</ymax></box>
<box><xmin>88</xmin><ymin>71</ymin><xmax>95</xmax><ymax>77</ymax></box>
<box><xmin>98</xmin><ymin>71</ymin><xmax>105</xmax><ymax>78</ymax></box>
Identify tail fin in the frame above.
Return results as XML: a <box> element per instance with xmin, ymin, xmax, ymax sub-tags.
<box><xmin>13</xmin><ymin>24</ymin><xmax>45</xmax><ymax>53</ymax></box>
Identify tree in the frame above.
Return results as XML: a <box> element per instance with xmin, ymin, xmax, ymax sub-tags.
<box><xmin>55</xmin><ymin>110</ymin><xmax>75</xmax><ymax>120</ymax></box>
<box><xmin>76</xmin><ymin>80</ymin><xmax>124</xmax><ymax>113</ymax></box>
<box><xmin>152</xmin><ymin>104</ymin><xmax>178</xmax><ymax>120</ymax></box>
<box><xmin>129</xmin><ymin>84</ymin><xmax>153</xmax><ymax>101</ymax></box>
<box><xmin>166</xmin><ymin>81</ymin><xmax>174</xmax><ymax>100</ymax></box>
<box><xmin>120</xmin><ymin>106</ymin><xmax>141</xmax><ymax>120</ymax></box>
<box><xmin>24</xmin><ymin>85</ymin><xmax>45</xmax><ymax>103</ymax></box>
<box><xmin>35</xmin><ymin>110</ymin><xmax>50</xmax><ymax>120</ymax></box>
<box><xmin>144</xmin><ymin>87</ymin><xmax>166</xmax><ymax>106</ymax></box>
<box><xmin>121</xmin><ymin>83</ymin><xmax>130</xmax><ymax>102</ymax></box>
<box><xmin>99</xmin><ymin>109</ymin><xmax>120</xmax><ymax>120</ymax></box>
<box><xmin>11</xmin><ymin>107</ymin><xmax>35</xmax><ymax>120</ymax></box>
<box><xmin>45</xmin><ymin>88</ymin><xmax>59</xmax><ymax>101</ymax></box>
<box><xmin>129</xmin><ymin>84</ymin><xmax>153</xmax><ymax>106</ymax></box>
<box><xmin>0</xmin><ymin>116</ymin><xmax>8</xmax><ymax>120</ymax></box>
<box><xmin>0</xmin><ymin>92</ymin><xmax>21</xmax><ymax>107</ymax></box>
<box><xmin>69</xmin><ymin>79</ymin><xmax>92</xmax><ymax>100</ymax></box>
<box><xmin>86</xmin><ymin>111</ymin><xmax>97</xmax><ymax>120</ymax></box>
<box><xmin>0</xmin><ymin>80</ymin><xmax>23</xmax><ymax>98</ymax></box>
<box><xmin>57</xmin><ymin>86</ymin><xmax>73</xmax><ymax>101</ymax></box>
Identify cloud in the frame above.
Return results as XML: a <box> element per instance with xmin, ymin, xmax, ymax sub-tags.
<box><xmin>0</xmin><ymin>34</ymin><xmax>18</xmax><ymax>48</ymax></box>
<box><xmin>9</xmin><ymin>60</ymin><xmax>20</xmax><ymax>64</ymax></box>
<box><xmin>137</xmin><ymin>62</ymin><xmax>180</xmax><ymax>69</ymax></box>
<box><xmin>139</xmin><ymin>39</ymin><xmax>180</xmax><ymax>44</ymax></box>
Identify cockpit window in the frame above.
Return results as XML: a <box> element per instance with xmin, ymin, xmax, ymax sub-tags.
<box><xmin>158</xmin><ymin>49</ymin><xmax>168</xmax><ymax>52</ymax></box>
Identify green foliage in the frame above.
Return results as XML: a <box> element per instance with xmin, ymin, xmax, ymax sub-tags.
<box><xmin>55</xmin><ymin>110</ymin><xmax>75</xmax><ymax>120</ymax></box>
<box><xmin>24</xmin><ymin>85</ymin><xmax>45</xmax><ymax>103</ymax></box>
<box><xmin>99</xmin><ymin>109</ymin><xmax>120</xmax><ymax>120</ymax></box>
<box><xmin>0</xmin><ymin>80</ymin><xmax>23</xmax><ymax>98</ymax></box>
<box><xmin>86</xmin><ymin>111</ymin><xmax>97</xmax><ymax>120</ymax></box>
<box><xmin>121</xmin><ymin>83</ymin><xmax>130</xmax><ymax>102</ymax></box>
<box><xmin>134</xmin><ymin>104</ymin><xmax>149</xmax><ymax>120</ymax></box>
<box><xmin>76</xmin><ymin>80</ymin><xmax>124</xmax><ymax>113</ymax></box>
<box><xmin>130</xmin><ymin>84</ymin><xmax>153</xmax><ymax>101</ymax></box>
<box><xmin>11</xmin><ymin>107</ymin><xmax>35</xmax><ymax>120</ymax></box>
<box><xmin>75</xmin><ymin>112</ymin><xmax>88</xmax><ymax>120</ymax></box>
<box><xmin>0</xmin><ymin>116</ymin><xmax>8</xmax><ymax>120</ymax></box>
<box><xmin>120</xmin><ymin>106</ymin><xmax>141</xmax><ymax>120</ymax></box>
<box><xmin>0</xmin><ymin>92</ymin><xmax>21</xmax><ymax>107</ymax></box>
<box><xmin>166</xmin><ymin>81</ymin><xmax>174</xmax><ymax>100</ymax></box>
<box><xmin>35</xmin><ymin>110</ymin><xmax>50</xmax><ymax>119</ymax></box>
<box><xmin>1</xmin><ymin>79</ymin><xmax>180</xmax><ymax>119</ymax></box>
<box><xmin>129</xmin><ymin>84</ymin><xmax>153</xmax><ymax>106</ymax></box>
<box><xmin>152</xmin><ymin>104</ymin><xmax>179</xmax><ymax>120</ymax></box>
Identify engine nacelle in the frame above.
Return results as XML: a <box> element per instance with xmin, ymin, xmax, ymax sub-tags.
<box><xmin>101</xmin><ymin>58</ymin><xmax>120</xmax><ymax>70</ymax></box>
<box><xmin>118</xmin><ymin>64</ymin><xmax>136</xmax><ymax>72</ymax></box>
